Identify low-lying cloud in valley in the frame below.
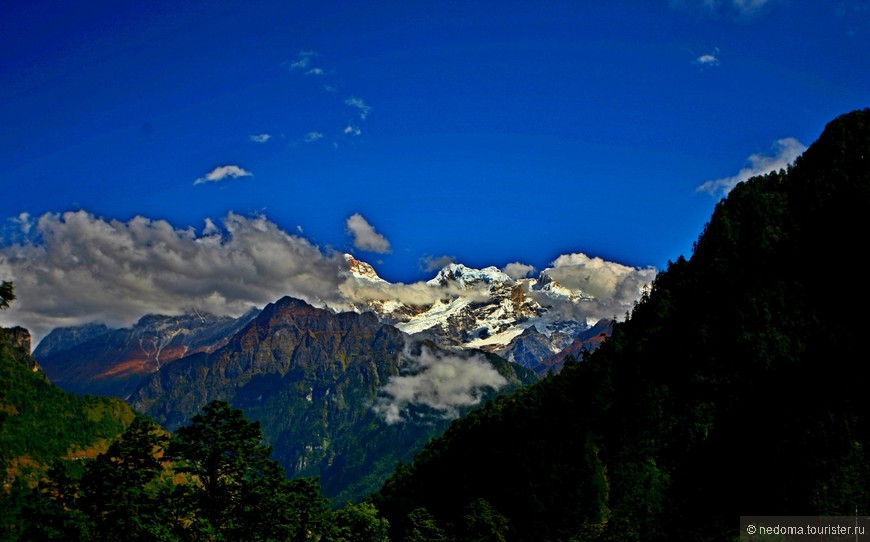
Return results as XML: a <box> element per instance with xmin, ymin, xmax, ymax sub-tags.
<box><xmin>373</xmin><ymin>345</ymin><xmax>508</xmax><ymax>424</ymax></box>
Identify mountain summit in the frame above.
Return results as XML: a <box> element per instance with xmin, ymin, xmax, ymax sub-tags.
<box><xmin>343</xmin><ymin>254</ymin><xmax>608</xmax><ymax>367</ymax></box>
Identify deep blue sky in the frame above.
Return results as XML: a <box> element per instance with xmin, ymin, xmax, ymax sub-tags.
<box><xmin>2</xmin><ymin>0</ymin><xmax>868</xmax><ymax>284</ymax></box>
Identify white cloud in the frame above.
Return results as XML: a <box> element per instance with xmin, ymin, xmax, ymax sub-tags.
<box><xmin>338</xmin><ymin>278</ymin><xmax>487</xmax><ymax>309</ymax></box>
<box><xmin>346</xmin><ymin>213</ymin><xmax>391</xmax><ymax>254</ymax></box>
<box><xmin>344</xmin><ymin>125</ymin><xmax>362</xmax><ymax>136</ymax></box>
<box><xmin>345</xmin><ymin>97</ymin><xmax>372</xmax><ymax>120</ymax></box>
<box><xmin>533</xmin><ymin>253</ymin><xmax>657</xmax><ymax>324</ymax></box>
<box><xmin>696</xmin><ymin>137</ymin><xmax>806</xmax><ymax>196</ymax></box>
<box><xmin>13</xmin><ymin>213</ymin><xmax>33</xmax><ymax>235</ymax></box>
<box><xmin>374</xmin><ymin>344</ymin><xmax>508</xmax><ymax>424</ymax></box>
<box><xmin>249</xmin><ymin>134</ymin><xmax>272</xmax><ymax>143</ymax></box>
<box><xmin>194</xmin><ymin>165</ymin><xmax>252</xmax><ymax>185</ymax></box>
<box><xmin>695</xmin><ymin>48</ymin><xmax>720</xmax><ymax>65</ymax></box>
<box><xmin>0</xmin><ymin>211</ymin><xmax>346</xmax><ymax>343</ymax></box>
<box><xmin>502</xmin><ymin>262</ymin><xmax>536</xmax><ymax>279</ymax></box>
<box><xmin>304</xmin><ymin>131</ymin><xmax>324</xmax><ymax>143</ymax></box>
<box><xmin>289</xmin><ymin>50</ymin><xmax>317</xmax><ymax>71</ymax></box>
<box><xmin>306</xmin><ymin>68</ymin><xmax>325</xmax><ymax>76</ymax></box>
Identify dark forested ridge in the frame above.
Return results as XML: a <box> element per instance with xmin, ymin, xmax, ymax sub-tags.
<box><xmin>373</xmin><ymin>108</ymin><xmax>870</xmax><ymax>541</ymax></box>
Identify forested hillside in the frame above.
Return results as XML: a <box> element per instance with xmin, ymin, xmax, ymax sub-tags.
<box><xmin>0</xmin><ymin>325</ymin><xmax>135</xmax><ymax>485</ymax></box>
<box><xmin>374</xmin><ymin>109</ymin><xmax>870</xmax><ymax>542</ymax></box>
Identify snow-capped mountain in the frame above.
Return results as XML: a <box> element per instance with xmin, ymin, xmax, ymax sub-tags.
<box><xmin>342</xmin><ymin>255</ymin><xmax>603</xmax><ymax>368</ymax></box>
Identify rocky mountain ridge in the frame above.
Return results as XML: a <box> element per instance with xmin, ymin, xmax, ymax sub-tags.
<box><xmin>343</xmin><ymin>255</ymin><xmax>603</xmax><ymax>367</ymax></box>
<box><xmin>35</xmin><ymin>308</ymin><xmax>259</xmax><ymax>398</ymax></box>
<box><xmin>128</xmin><ymin>295</ymin><xmax>536</xmax><ymax>504</ymax></box>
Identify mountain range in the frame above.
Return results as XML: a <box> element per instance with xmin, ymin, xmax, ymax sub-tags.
<box><xmin>4</xmin><ymin>108</ymin><xmax>869</xmax><ymax>541</ymax></box>
<box><xmin>129</xmin><ymin>296</ymin><xmax>536</xmax><ymax>503</ymax></box>
<box><xmin>344</xmin><ymin>255</ymin><xmax>602</xmax><ymax>363</ymax></box>
<box><xmin>31</xmin><ymin>255</ymin><xmax>605</xmax><ymax>502</ymax></box>
<box><xmin>35</xmin><ymin>253</ymin><xmax>615</xmax><ymax>399</ymax></box>
<box><xmin>34</xmin><ymin>309</ymin><xmax>259</xmax><ymax>398</ymax></box>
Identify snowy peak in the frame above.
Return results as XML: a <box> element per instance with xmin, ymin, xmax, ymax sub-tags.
<box><xmin>338</xmin><ymin>255</ymin><xmax>617</xmax><ymax>369</ymax></box>
<box><xmin>427</xmin><ymin>263</ymin><xmax>514</xmax><ymax>289</ymax></box>
<box><xmin>528</xmin><ymin>272</ymin><xmax>591</xmax><ymax>301</ymax></box>
<box><xmin>344</xmin><ymin>253</ymin><xmax>387</xmax><ymax>283</ymax></box>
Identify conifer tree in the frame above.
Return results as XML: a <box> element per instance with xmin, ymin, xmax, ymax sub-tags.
<box><xmin>169</xmin><ymin>400</ymin><xmax>331</xmax><ymax>540</ymax></box>
<box><xmin>78</xmin><ymin>416</ymin><xmax>173</xmax><ymax>541</ymax></box>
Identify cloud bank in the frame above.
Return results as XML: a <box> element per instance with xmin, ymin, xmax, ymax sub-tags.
<box><xmin>696</xmin><ymin>137</ymin><xmax>806</xmax><ymax>196</ymax></box>
<box><xmin>0</xmin><ymin>211</ymin><xmax>344</xmax><ymax>342</ymax></box>
<box><xmin>374</xmin><ymin>345</ymin><xmax>508</xmax><ymax>424</ymax></box>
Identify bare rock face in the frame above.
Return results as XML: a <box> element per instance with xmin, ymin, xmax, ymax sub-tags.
<box><xmin>0</xmin><ymin>326</ymin><xmax>42</xmax><ymax>376</ymax></box>
<box><xmin>2</xmin><ymin>326</ymin><xmax>31</xmax><ymax>354</ymax></box>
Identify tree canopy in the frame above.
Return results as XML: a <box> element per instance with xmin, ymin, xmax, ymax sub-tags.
<box><xmin>0</xmin><ymin>281</ymin><xmax>13</xmax><ymax>310</ymax></box>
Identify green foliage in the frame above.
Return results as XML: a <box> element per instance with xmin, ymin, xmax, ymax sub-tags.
<box><xmin>327</xmin><ymin>501</ymin><xmax>391</xmax><ymax>542</ymax></box>
<box><xmin>78</xmin><ymin>417</ymin><xmax>172</xmax><ymax>541</ymax></box>
<box><xmin>169</xmin><ymin>400</ymin><xmax>334</xmax><ymax>540</ymax></box>
<box><xmin>0</xmin><ymin>326</ymin><xmax>135</xmax><ymax>488</ymax></box>
<box><xmin>397</xmin><ymin>507</ymin><xmax>449</xmax><ymax>542</ymax></box>
<box><xmin>457</xmin><ymin>499</ymin><xmax>509</xmax><ymax>542</ymax></box>
<box><xmin>0</xmin><ymin>281</ymin><xmax>13</xmax><ymax>310</ymax></box>
<box><xmin>2</xmin><ymin>396</ymin><xmax>359</xmax><ymax>541</ymax></box>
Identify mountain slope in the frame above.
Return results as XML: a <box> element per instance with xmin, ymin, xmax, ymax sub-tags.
<box><xmin>373</xmin><ymin>109</ymin><xmax>870</xmax><ymax>541</ymax></box>
<box><xmin>35</xmin><ymin>309</ymin><xmax>259</xmax><ymax>398</ymax></box>
<box><xmin>0</xmin><ymin>326</ymin><xmax>136</xmax><ymax>488</ymax></box>
<box><xmin>129</xmin><ymin>296</ymin><xmax>536</xmax><ymax>504</ymax></box>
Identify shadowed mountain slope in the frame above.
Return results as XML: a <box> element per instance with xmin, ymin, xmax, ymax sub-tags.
<box><xmin>373</xmin><ymin>109</ymin><xmax>870</xmax><ymax>541</ymax></box>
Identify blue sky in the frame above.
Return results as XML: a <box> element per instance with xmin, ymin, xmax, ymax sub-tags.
<box><xmin>1</xmin><ymin>0</ymin><xmax>868</xmax><ymax>338</ymax></box>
